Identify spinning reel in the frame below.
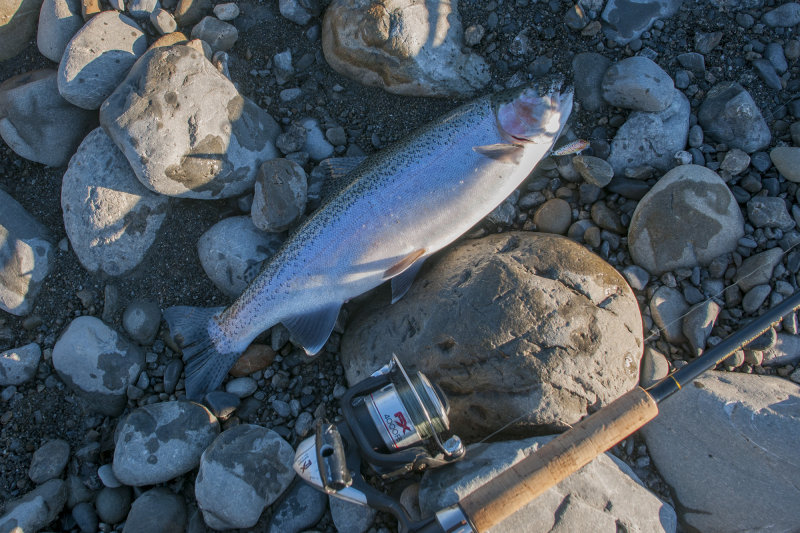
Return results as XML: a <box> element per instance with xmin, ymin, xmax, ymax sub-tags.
<box><xmin>293</xmin><ymin>355</ymin><xmax>467</xmax><ymax>531</ymax></box>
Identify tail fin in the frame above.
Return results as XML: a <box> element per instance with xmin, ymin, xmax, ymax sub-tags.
<box><xmin>163</xmin><ymin>305</ymin><xmax>235</xmax><ymax>401</ymax></box>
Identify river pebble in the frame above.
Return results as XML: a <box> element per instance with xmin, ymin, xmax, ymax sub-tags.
<box><xmin>0</xmin><ymin>343</ymin><xmax>41</xmax><ymax>385</ymax></box>
<box><xmin>267</xmin><ymin>481</ymin><xmax>327</xmax><ymax>533</ymax></box>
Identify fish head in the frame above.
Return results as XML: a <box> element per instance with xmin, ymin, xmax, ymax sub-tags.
<box><xmin>491</xmin><ymin>83</ymin><xmax>573</xmax><ymax>145</ymax></box>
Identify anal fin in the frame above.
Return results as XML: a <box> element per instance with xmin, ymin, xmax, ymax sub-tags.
<box><xmin>391</xmin><ymin>258</ymin><xmax>425</xmax><ymax>304</ymax></box>
<box><xmin>283</xmin><ymin>303</ymin><xmax>342</xmax><ymax>355</ymax></box>
<box><xmin>473</xmin><ymin>143</ymin><xmax>524</xmax><ymax>164</ymax></box>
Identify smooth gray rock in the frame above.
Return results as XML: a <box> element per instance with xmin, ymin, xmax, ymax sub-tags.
<box><xmin>61</xmin><ymin>127</ymin><xmax>170</xmax><ymax>277</ymax></box>
<box><xmin>57</xmin><ymin>11</ymin><xmax>147</xmax><ymax>110</ymax></box>
<box><xmin>573</xmin><ymin>155</ymin><xmax>613</xmax><ymax>187</ymax></box>
<box><xmin>113</xmin><ymin>401</ymin><xmax>220</xmax><ymax>485</ymax></box>
<box><xmin>752</xmin><ymin>58</ymin><xmax>782</xmax><ymax>90</ymax></box>
<box><xmin>533</xmin><ymin>198</ymin><xmax>572</xmax><ymax>234</ymax></box>
<box><xmin>628</xmin><ymin>165</ymin><xmax>744</xmax><ymax>275</ymax></box>
<box><xmin>0</xmin><ymin>189</ymin><xmax>54</xmax><ymax>316</ymax></box>
<box><xmin>150</xmin><ymin>8</ymin><xmax>177</xmax><ymax>34</ymax></box>
<box><xmin>28</xmin><ymin>439</ymin><xmax>70</xmax><ymax>483</ymax></box>
<box><xmin>741</xmin><ymin>284</ymin><xmax>771</xmax><ymax>314</ymax></box>
<box><xmin>122</xmin><ymin>488</ymin><xmax>187</xmax><ymax>533</ymax></box>
<box><xmin>0</xmin><ymin>479</ymin><xmax>67</xmax><ymax>533</ymax></box>
<box><xmin>608</xmin><ymin>89</ymin><xmax>690</xmax><ymax>174</ymax></box>
<box><xmin>601</xmin><ymin>0</ymin><xmax>682</xmax><ymax>45</ymax></box>
<box><xmin>252</xmin><ymin>159</ymin><xmax>308</xmax><ymax>232</ymax></box>
<box><xmin>0</xmin><ymin>0</ymin><xmax>43</xmax><ymax>61</ymax></box>
<box><xmin>747</xmin><ymin>196</ymin><xmax>794</xmax><ymax>230</ymax></box>
<box><xmin>621</xmin><ymin>265</ymin><xmax>649</xmax><ymax>290</ymax></box>
<box><xmin>127</xmin><ymin>0</ymin><xmax>160</xmax><ymax>19</ymax></box>
<box><xmin>341</xmin><ymin>232</ymin><xmax>643</xmax><ymax>439</ymax></box>
<box><xmin>719</xmin><ymin>148</ymin><xmax>750</xmax><ymax>175</ymax></box>
<box><xmin>322</xmin><ymin>0</ymin><xmax>490</xmax><ymax>97</ymax></box>
<box><xmin>419</xmin><ymin>436</ymin><xmax>676</xmax><ymax>532</ymax></box>
<box><xmin>195</xmin><ymin>425</ymin><xmax>295</xmax><ymax>530</ymax></box>
<box><xmin>65</xmin><ymin>474</ymin><xmax>92</xmax><ymax>508</ymax></box>
<box><xmin>601</xmin><ymin>56</ymin><xmax>674</xmax><ymax>112</ymax></box>
<box><xmin>36</xmin><ymin>0</ymin><xmax>84</xmax><ymax>62</ymax></box>
<box><xmin>267</xmin><ymin>481</ymin><xmax>327</xmax><ymax>533</ymax></box>
<box><xmin>299</xmin><ymin>117</ymin><xmax>334</xmax><ymax>162</ymax></box>
<box><xmin>71</xmin><ymin>501</ymin><xmax>98</xmax><ymax>533</ymax></box>
<box><xmin>53</xmin><ymin>316</ymin><xmax>144</xmax><ymax>416</ymax></box>
<box><xmin>329</xmin><ymin>496</ymin><xmax>376</xmax><ymax>533</ymax></box>
<box><xmin>197</xmin><ymin>216</ymin><xmax>284</xmax><ymax>297</ymax></box>
<box><xmin>95</xmin><ymin>486</ymin><xmax>132</xmax><ymax>525</ymax></box>
<box><xmin>765</xmin><ymin>42</ymin><xmax>788</xmax><ymax>73</ymax></box>
<box><xmin>682</xmin><ymin>300</ymin><xmax>720</xmax><ymax>355</ymax></box>
<box><xmin>122</xmin><ymin>299</ymin><xmax>162</xmax><ymax>344</ymax></box>
<box><xmin>642</xmin><ymin>372</ymin><xmax>800</xmax><ymax>532</ymax></box>
<box><xmin>98</xmin><ymin>463</ymin><xmax>122</xmax><ymax>488</ymax></box>
<box><xmin>224</xmin><ymin>376</ymin><xmax>257</xmax><ymax>398</ymax></box>
<box><xmin>279</xmin><ymin>0</ymin><xmax>320</xmax><ymax>25</ymax></box>
<box><xmin>190</xmin><ymin>15</ymin><xmax>238</xmax><ymax>51</ymax></box>
<box><xmin>770</xmin><ymin>146</ymin><xmax>800</xmax><ymax>182</ymax></box>
<box><xmin>0</xmin><ymin>69</ymin><xmax>96</xmax><ymax>166</ymax></box>
<box><xmin>100</xmin><ymin>45</ymin><xmax>280</xmax><ymax>199</ymax></box>
<box><xmin>698</xmin><ymin>82</ymin><xmax>770</xmax><ymax>153</ymax></box>
<box><xmin>763</xmin><ymin>2</ymin><xmax>800</xmax><ymax>26</ymax></box>
<box><xmin>734</xmin><ymin>247</ymin><xmax>783</xmax><ymax>292</ymax></box>
<box><xmin>639</xmin><ymin>345</ymin><xmax>669</xmax><ymax>388</ymax></box>
<box><xmin>0</xmin><ymin>343</ymin><xmax>41</xmax><ymax>385</ymax></box>
<box><xmin>761</xmin><ymin>333</ymin><xmax>800</xmax><ymax>366</ymax></box>
<box><xmin>649</xmin><ymin>286</ymin><xmax>688</xmax><ymax>344</ymax></box>
<box><xmin>571</xmin><ymin>53</ymin><xmax>610</xmax><ymax>112</ymax></box>
<box><xmin>213</xmin><ymin>2</ymin><xmax>239</xmax><ymax>20</ymax></box>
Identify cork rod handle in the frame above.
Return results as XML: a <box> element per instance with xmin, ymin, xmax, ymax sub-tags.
<box><xmin>458</xmin><ymin>387</ymin><xmax>660</xmax><ymax>532</ymax></box>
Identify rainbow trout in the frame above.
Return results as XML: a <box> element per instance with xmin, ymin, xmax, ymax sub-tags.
<box><xmin>165</xmin><ymin>82</ymin><xmax>573</xmax><ymax>400</ymax></box>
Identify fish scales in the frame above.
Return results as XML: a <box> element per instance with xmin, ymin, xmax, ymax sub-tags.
<box><xmin>164</xmin><ymin>83</ymin><xmax>573</xmax><ymax>399</ymax></box>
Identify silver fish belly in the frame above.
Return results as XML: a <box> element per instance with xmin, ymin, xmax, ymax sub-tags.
<box><xmin>165</xmin><ymin>83</ymin><xmax>573</xmax><ymax>399</ymax></box>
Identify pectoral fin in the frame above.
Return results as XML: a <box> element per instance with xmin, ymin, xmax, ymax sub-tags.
<box><xmin>283</xmin><ymin>303</ymin><xmax>342</xmax><ymax>355</ymax></box>
<box><xmin>391</xmin><ymin>258</ymin><xmax>426</xmax><ymax>304</ymax></box>
<box><xmin>384</xmin><ymin>249</ymin><xmax>426</xmax><ymax>280</ymax></box>
<box><xmin>473</xmin><ymin>143</ymin><xmax>525</xmax><ymax>164</ymax></box>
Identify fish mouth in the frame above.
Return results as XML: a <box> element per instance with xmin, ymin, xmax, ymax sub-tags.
<box><xmin>492</xmin><ymin>83</ymin><xmax>574</xmax><ymax>145</ymax></box>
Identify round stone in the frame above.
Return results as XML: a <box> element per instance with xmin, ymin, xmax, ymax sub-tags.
<box><xmin>533</xmin><ymin>198</ymin><xmax>572</xmax><ymax>234</ymax></box>
<box><xmin>770</xmin><ymin>146</ymin><xmax>800</xmax><ymax>183</ymax></box>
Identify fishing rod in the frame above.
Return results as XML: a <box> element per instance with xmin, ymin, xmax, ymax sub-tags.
<box><xmin>293</xmin><ymin>290</ymin><xmax>800</xmax><ymax>533</ymax></box>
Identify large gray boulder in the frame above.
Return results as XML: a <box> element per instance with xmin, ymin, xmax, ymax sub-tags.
<box><xmin>113</xmin><ymin>401</ymin><xmax>220</xmax><ymax>485</ymax></box>
<box><xmin>628</xmin><ymin>165</ymin><xmax>744</xmax><ymax>275</ymax></box>
<box><xmin>62</xmin><ymin>127</ymin><xmax>170</xmax><ymax>277</ymax></box>
<box><xmin>341</xmin><ymin>232</ymin><xmax>643</xmax><ymax>439</ymax></box>
<box><xmin>642</xmin><ymin>372</ymin><xmax>800</xmax><ymax>532</ymax></box>
<box><xmin>0</xmin><ymin>0</ymin><xmax>43</xmax><ymax>61</ymax></box>
<box><xmin>0</xmin><ymin>188</ymin><xmax>54</xmax><ymax>316</ymax></box>
<box><xmin>419</xmin><ymin>436</ymin><xmax>676</xmax><ymax>532</ymax></box>
<box><xmin>57</xmin><ymin>11</ymin><xmax>147</xmax><ymax>110</ymax></box>
<box><xmin>0</xmin><ymin>69</ymin><xmax>97</xmax><ymax>166</ymax></box>
<box><xmin>322</xmin><ymin>0</ymin><xmax>490</xmax><ymax>97</ymax></box>
<box><xmin>36</xmin><ymin>0</ymin><xmax>83</xmax><ymax>62</ymax></box>
<box><xmin>100</xmin><ymin>45</ymin><xmax>280</xmax><ymax>199</ymax></box>
<box><xmin>52</xmin><ymin>316</ymin><xmax>144</xmax><ymax>415</ymax></box>
<box><xmin>195</xmin><ymin>425</ymin><xmax>295</xmax><ymax>530</ymax></box>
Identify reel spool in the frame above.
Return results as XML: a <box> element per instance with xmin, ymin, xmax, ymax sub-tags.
<box><xmin>293</xmin><ymin>355</ymin><xmax>465</xmax><ymax>529</ymax></box>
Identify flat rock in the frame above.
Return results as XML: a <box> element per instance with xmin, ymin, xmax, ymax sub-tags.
<box><xmin>28</xmin><ymin>439</ymin><xmax>70</xmax><ymax>483</ymax></box>
<box><xmin>0</xmin><ymin>343</ymin><xmax>41</xmax><ymax>385</ymax></box>
<box><xmin>37</xmin><ymin>0</ymin><xmax>84</xmax><ymax>62</ymax></box>
<box><xmin>607</xmin><ymin>88</ymin><xmax>690</xmax><ymax>174</ymax></box>
<box><xmin>571</xmin><ymin>52</ymin><xmax>611</xmax><ymax>112</ymax></box>
<box><xmin>770</xmin><ymin>146</ymin><xmax>800</xmax><ymax>182</ymax></box>
<box><xmin>113</xmin><ymin>401</ymin><xmax>220</xmax><ymax>485</ymax></box>
<box><xmin>195</xmin><ymin>425</ymin><xmax>295</xmax><ymax>530</ymax></box>
<box><xmin>0</xmin><ymin>188</ymin><xmax>54</xmax><ymax>316</ymax></box>
<box><xmin>197</xmin><ymin>216</ymin><xmax>284</xmax><ymax>297</ymax></box>
<box><xmin>341</xmin><ymin>232</ymin><xmax>643</xmax><ymax>439</ymax></box>
<box><xmin>100</xmin><ymin>45</ymin><xmax>280</xmax><ymax>199</ymax></box>
<box><xmin>628</xmin><ymin>165</ymin><xmax>744</xmax><ymax>275</ymax></box>
<box><xmin>734</xmin><ymin>247</ymin><xmax>783</xmax><ymax>292</ymax></box>
<box><xmin>601</xmin><ymin>56</ymin><xmax>674</xmax><ymax>112</ymax></box>
<box><xmin>0</xmin><ymin>69</ymin><xmax>97</xmax><ymax>166</ymax></box>
<box><xmin>267</xmin><ymin>481</ymin><xmax>327</xmax><ymax>533</ymax></box>
<box><xmin>0</xmin><ymin>479</ymin><xmax>67</xmax><ymax>533</ymax></box>
<box><xmin>62</xmin><ymin>127</ymin><xmax>170</xmax><ymax>277</ymax></box>
<box><xmin>322</xmin><ymin>0</ymin><xmax>490</xmax><ymax>97</ymax></box>
<box><xmin>601</xmin><ymin>0</ymin><xmax>682</xmax><ymax>45</ymax></box>
<box><xmin>642</xmin><ymin>372</ymin><xmax>800</xmax><ymax>532</ymax></box>
<box><xmin>419</xmin><ymin>436</ymin><xmax>676</xmax><ymax>532</ymax></box>
<box><xmin>52</xmin><ymin>316</ymin><xmax>144</xmax><ymax>415</ymax></box>
<box><xmin>698</xmin><ymin>82</ymin><xmax>770</xmax><ymax>153</ymax></box>
<box><xmin>746</xmin><ymin>196</ymin><xmax>794</xmax><ymax>230</ymax></box>
<box><xmin>57</xmin><ymin>11</ymin><xmax>147</xmax><ymax>110</ymax></box>
<box><xmin>762</xmin><ymin>2</ymin><xmax>800</xmax><ymax>27</ymax></box>
<box><xmin>0</xmin><ymin>0</ymin><xmax>43</xmax><ymax>61</ymax></box>
<box><xmin>252</xmin><ymin>159</ymin><xmax>308</xmax><ymax>232</ymax></box>
<box><xmin>122</xmin><ymin>488</ymin><xmax>187</xmax><ymax>533</ymax></box>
